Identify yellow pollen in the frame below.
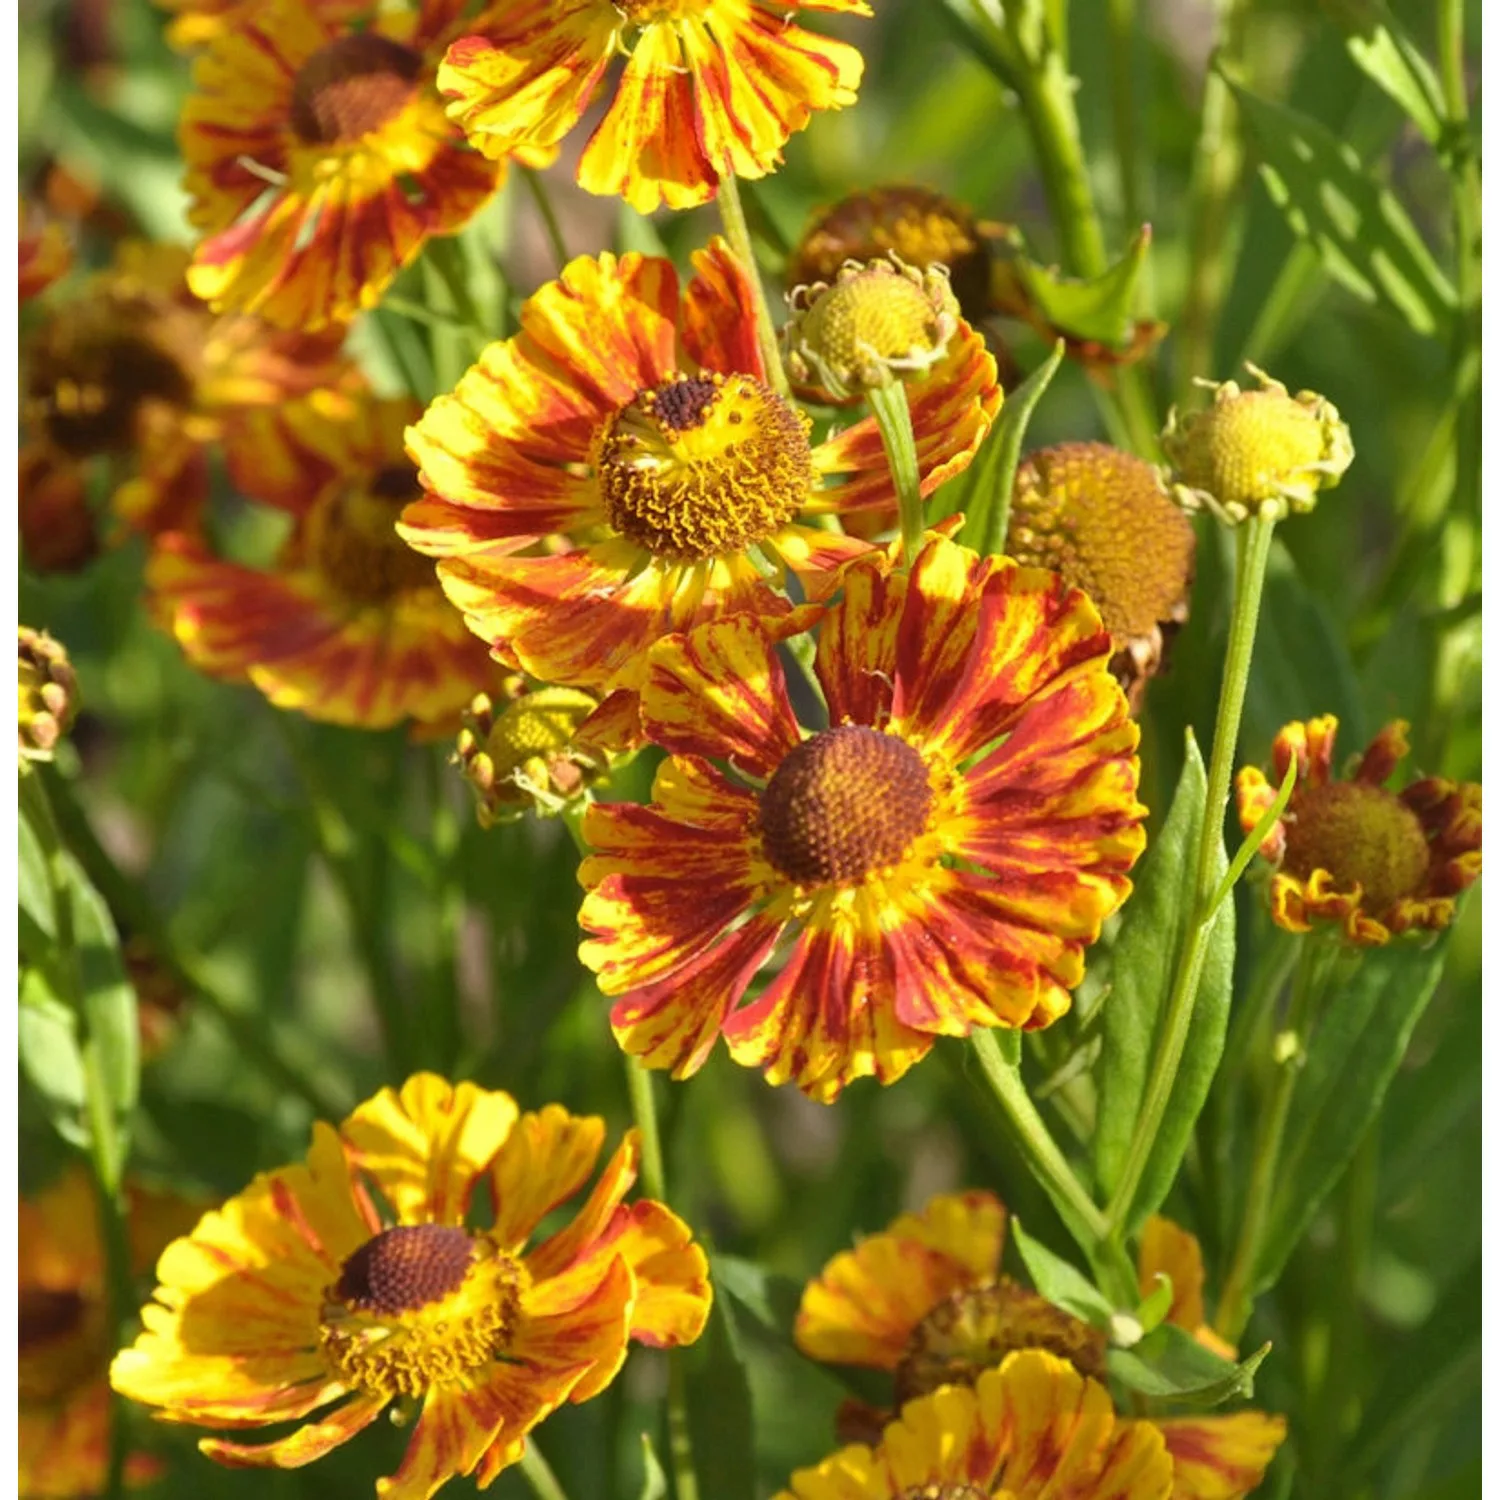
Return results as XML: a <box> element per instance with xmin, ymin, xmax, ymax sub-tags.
<box><xmin>319</xmin><ymin>1229</ymin><xmax>526</xmax><ymax>1400</ymax></box>
<box><xmin>307</xmin><ymin>463</ymin><xmax>436</xmax><ymax>606</ymax></box>
<box><xmin>895</xmin><ymin>1279</ymin><xmax>1108</xmax><ymax>1406</ymax></box>
<box><xmin>290</xmin><ymin>33</ymin><xmax>423</xmax><ymax>146</ymax></box>
<box><xmin>595</xmin><ymin>373</ymin><xmax>813</xmax><ymax>561</ymax></box>
<box><xmin>1282</xmin><ymin>781</ymin><xmax>1431</xmax><ymax>912</ymax></box>
<box><xmin>758</xmin><ymin>725</ymin><xmax>933</xmax><ymax>887</ymax></box>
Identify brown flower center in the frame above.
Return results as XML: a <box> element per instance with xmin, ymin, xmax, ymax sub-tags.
<box><xmin>1282</xmin><ymin>780</ymin><xmax>1431</xmax><ymax>912</ymax></box>
<box><xmin>758</xmin><ymin>725</ymin><xmax>933</xmax><ymax>887</ymax></box>
<box><xmin>334</xmin><ymin>1225</ymin><xmax>474</xmax><ymax>1315</ymax></box>
<box><xmin>29</xmin><ymin>324</ymin><xmax>192</xmax><ymax>458</ymax></box>
<box><xmin>290</xmin><ymin>33</ymin><xmax>423</xmax><ymax>146</ymax></box>
<box><xmin>19</xmin><ymin>1288</ymin><xmax>87</xmax><ymax>1352</ymax></box>
<box><xmin>307</xmin><ymin>462</ymin><xmax>436</xmax><ymax>606</ymax></box>
<box><xmin>895</xmin><ymin>1279</ymin><xmax>1108</xmax><ymax>1406</ymax></box>
<box><xmin>595</xmin><ymin>373</ymin><xmax>814</xmax><ymax>561</ymax></box>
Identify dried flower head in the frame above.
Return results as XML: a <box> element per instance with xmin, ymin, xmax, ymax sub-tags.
<box><xmin>785</xmin><ymin>256</ymin><xmax>961</xmax><ymax>401</ymax></box>
<box><xmin>1162</xmin><ymin>363</ymin><xmax>1353</xmax><ymax>523</ymax></box>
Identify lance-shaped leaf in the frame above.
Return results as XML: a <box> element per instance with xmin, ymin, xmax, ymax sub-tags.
<box><xmin>1109</xmin><ymin>1323</ymin><xmax>1271</xmax><ymax>1407</ymax></box>
<box><xmin>1319</xmin><ymin>0</ymin><xmax>1446</xmax><ymax>147</ymax></box>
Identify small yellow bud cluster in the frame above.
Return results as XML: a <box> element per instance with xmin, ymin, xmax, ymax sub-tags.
<box><xmin>454</xmin><ymin>681</ymin><xmax>607</xmax><ymax>827</ymax></box>
<box><xmin>1162</xmin><ymin>363</ymin><xmax>1354</xmax><ymax>524</ymax></box>
<box><xmin>18</xmin><ymin>626</ymin><xmax>79</xmax><ymax>768</ymax></box>
<box><xmin>783</xmin><ymin>256</ymin><xmax>961</xmax><ymax>402</ymax></box>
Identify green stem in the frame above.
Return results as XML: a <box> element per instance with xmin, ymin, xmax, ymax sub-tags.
<box><xmin>1105</xmin><ymin>0</ymin><xmax>1143</xmax><ymax>235</ymax></box>
<box><xmin>88</xmin><ymin>1165</ymin><xmax>133</xmax><ymax>1500</ymax></box>
<box><xmin>716</xmin><ymin>170</ymin><xmax>790</xmax><ymax>398</ymax></box>
<box><xmin>1214</xmin><ymin>938</ymin><xmax>1336</xmax><ymax>1340</ymax></box>
<box><xmin>1174</xmin><ymin>0</ymin><xmax>1250</xmax><ymax>404</ymax></box>
<box><xmin>968</xmin><ymin>1032</ymin><xmax>1134</xmax><ymax>1302</ymax></box>
<box><xmin>622</xmin><ymin>1058</ymin><xmax>701</xmax><ymax>1500</ymax></box>
<box><xmin>421</xmin><ymin>748</ymin><xmax>464</xmax><ymax>1075</ymax></box>
<box><xmin>521</xmin><ymin>166</ymin><xmax>570</xmax><ymax>273</ymax></box>
<box><xmin>1103</xmin><ymin>512</ymin><xmax>1276</xmax><ymax>1236</ymax></box>
<box><xmin>866</xmin><ymin>382</ymin><xmax>925</xmax><ymax>568</ymax></box>
<box><xmin>518</xmin><ymin>1438</ymin><xmax>572</xmax><ymax>1500</ymax></box>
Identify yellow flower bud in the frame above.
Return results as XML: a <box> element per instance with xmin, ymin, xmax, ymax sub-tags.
<box><xmin>454</xmin><ymin>683</ymin><xmax>608</xmax><ymax>827</ymax></box>
<box><xmin>1162</xmin><ymin>363</ymin><xmax>1353</xmax><ymax>523</ymax></box>
<box><xmin>18</xmin><ymin>626</ymin><xmax>79</xmax><ymax>767</ymax></box>
<box><xmin>784</xmin><ymin>256</ymin><xmax>961</xmax><ymax>402</ymax></box>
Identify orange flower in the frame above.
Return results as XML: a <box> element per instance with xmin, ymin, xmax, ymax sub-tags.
<box><xmin>148</xmin><ymin>391</ymin><xmax>497</xmax><ymax>731</ymax></box>
<box><xmin>20</xmin><ymin>1167</ymin><xmax>204</xmax><ymax>1498</ymax></box>
<box><xmin>110</xmin><ymin>1074</ymin><xmax>712</xmax><ymax>1498</ymax></box>
<box><xmin>795</xmin><ymin>1191</ymin><xmax>1286</xmax><ymax>1500</ymax></box>
<box><xmin>439</xmin><ymin>1</ymin><xmax>869</xmax><ymax>214</ymax></box>
<box><xmin>577</xmin><ymin>533</ymin><xmax>1143</xmax><ymax>1100</ymax></box>
<box><xmin>402</xmin><ymin>242</ymin><xmax>1000</xmax><ymax>721</ymax></box>
<box><xmin>19</xmin><ymin>199</ymin><xmax>73</xmax><ymax>303</ymax></box>
<box><xmin>21</xmin><ymin>241</ymin><xmax>349</xmax><ymax>537</ymax></box>
<box><xmin>1236</xmin><ymin>717</ymin><xmax>1481</xmax><ymax>944</ymax></box>
<box><xmin>180</xmin><ymin>0</ymin><xmax>501</xmax><ymax>330</ymax></box>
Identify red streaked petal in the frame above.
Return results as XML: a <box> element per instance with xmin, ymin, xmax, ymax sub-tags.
<box><xmin>198</xmin><ymin>1390</ymin><xmax>387</xmax><ymax>1469</ymax></box>
<box><xmin>682</xmin><ymin>236</ymin><xmax>764</xmax><ymax>379</ymax></box>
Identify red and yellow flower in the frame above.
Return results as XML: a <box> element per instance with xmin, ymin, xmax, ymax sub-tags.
<box><xmin>110</xmin><ymin>1073</ymin><xmax>712</xmax><ymax>1498</ymax></box>
<box><xmin>21</xmin><ymin>241</ymin><xmax>349</xmax><ymax>538</ymax></box>
<box><xmin>439</xmin><ymin>1</ymin><xmax>869</xmax><ymax>214</ymax></box>
<box><xmin>576</xmin><ymin>532</ymin><xmax>1144</xmax><ymax>1101</ymax></box>
<box><xmin>148</xmin><ymin>391</ymin><xmax>497</xmax><ymax>731</ymax></box>
<box><xmin>179</xmin><ymin>0</ymin><xmax>502</xmax><ymax>331</ymax></box>
<box><xmin>402</xmin><ymin>242</ymin><xmax>1000</xmax><ymax>720</ymax></box>
<box><xmin>1236</xmin><ymin>717</ymin><xmax>1482</xmax><ymax>945</ymax></box>
<box><xmin>21</xmin><ymin>1166</ymin><xmax>204</xmax><ymax>1498</ymax></box>
<box><xmin>793</xmin><ymin>1190</ymin><xmax>1286</xmax><ymax>1500</ymax></box>
<box><xmin>779</xmin><ymin>1350</ymin><xmax>1174</xmax><ymax>1500</ymax></box>
<box><xmin>20</xmin><ymin>199</ymin><xmax>73</xmax><ymax>303</ymax></box>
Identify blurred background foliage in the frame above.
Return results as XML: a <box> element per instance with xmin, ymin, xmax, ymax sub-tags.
<box><xmin>17</xmin><ymin>0</ymin><xmax>1480</xmax><ymax>1496</ymax></box>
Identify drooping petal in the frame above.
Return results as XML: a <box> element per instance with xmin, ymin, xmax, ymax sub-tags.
<box><xmin>198</xmin><ymin>1390</ymin><xmax>388</xmax><ymax>1469</ymax></box>
<box><xmin>488</xmin><ymin>1106</ymin><xmax>605</xmax><ymax>1251</ymax></box>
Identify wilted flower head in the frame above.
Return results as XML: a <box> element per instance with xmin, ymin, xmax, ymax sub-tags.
<box><xmin>1237</xmin><ymin>716</ymin><xmax>1481</xmax><ymax>944</ymax></box>
<box><xmin>18</xmin><ymin>627</ymin><xmax>79</xmax><ymax>766</ymax></box>
<box><xmin>1008</xmin><ymin>442</ymin><xmax>1197</xmax><ymax>712</ymax></box>
<box><xmin>785</xmin><ymin>255</ymin><xmax>961</xmax><ymax>401</ymax></box>
<box><xmin>1162</xmin><ymin>363</ymin><xmax>1353</xmax><ymax>523</ymax></box>
<box><xmin>455</xmin><ymin>681</ymin><xmax>611</xmax><ymax>827</ymax></box>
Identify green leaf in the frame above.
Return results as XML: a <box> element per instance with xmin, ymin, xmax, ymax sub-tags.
<box><xmin>19</xmin><ymin>808</ymin><xmax>54</xmax><ymax>945</ymax></box>
<box><xmin>1319</xmin><ymin>0</ymin><xmax>1446</xmax><ymax>147</ymax></box>
<box><xmin>1226</xmin><ymin>73</ymin><xmax>1455</xmax><ymax>337</ymax></box>
<box><xmin>1010</xmin><ymin>1217</ymin><xmax>1114</xmax><ymax>1326</ymax></box>
<box><xmin>951</xmin><ymin>340</ymin><xmax>1064</xmax><ymax>556</ymax></box>
<box><xmin>637</xmin><ymin>1434</ymin><xmax>667</xmax><ymax>1500</ymax></box>
<box><xmin>991</xmin><ymin>226</ymin><xmax>1152</xmax><ymax>346</ymax></box>
<box><xmin>18</xmin><ymin>969</ymin><xmax>90</xmax><ymax>1151</ymax></box>
<box><xmin>683</xmin><ymin>1296</ymin><xmax>755</xmax><ymax>1500</ymax></box>
<box><xmin>711</xmin><ymin>1254</ymin><xmax>805</xmax><ymax>1339</ymax></box>
<box><xmin>1208</xmin><ymin>753</ymin><xmax>1297</xmax><ymax>918</ymax></box>
<box><xmin>1254</xmin><ymin>935</ymin><xmax>1451</xmax><ymax>1291</ymax></box>
<box><xmin>1095</xmin><ymin>730</ymin><xmax>1235</xmax><ymax>1229</ymax></box>
<box><xmin>1108</xmin><ymin>1324</ymin><xmax>1271</xmax><ymax>1406</ymax></box>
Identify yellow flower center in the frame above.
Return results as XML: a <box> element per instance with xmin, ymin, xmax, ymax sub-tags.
<box><xmin>28</xmin><ymin>323</ymin><xmax>192</xmax><ymax>458</ymax></box>
<box><xmin>617</xmin><ymin>1</ymin><xmax>706</xmax><ymax>20</ymax></box>
<box><xmin>895</xmin><ymin>1279</ymin><xmax>1107</xmax><ymax>1406</ymax></box>
<box><xmin>1282</xmin><ymin>781</ymin><xmax>1431</xmax><ymax>912</ymax></box>
<box><xmin>290</xmin><ymin>33</ymin><xmax>423</xmax><ymax>146</ymax></box>
<box><xmin>895</xmin><ymin>1488</ymin><xmax>988</xmax><ymax>1500</ymax></box>
<box><xmin>307</xmin><ymin>463</ymin><xmax>437</xmax><ymax>606</ymax></box>
<box><xmin>595</xmin><ymin>373</ymin><xmax>813</xmax><ymax>561</ymax></box>
<box><xmin>758</xmin><ymin>725</ymin><xmax>933</xmax><ymax>887</ymax></box>
<box><xmin>319</xmin><ymin>1225</ymin><xmax>526</xmax><ymax>1399</ymax></box>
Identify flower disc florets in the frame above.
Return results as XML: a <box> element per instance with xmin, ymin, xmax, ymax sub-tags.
<box><xmin>1162</xmin><ymin>363</ymin><xmax>1354</xmax><ymax>523</ymax></box>
<box><xmin>289</xmin><ymin>33</ymin><xmax>423</xmax><ymax>146</ymax></box>
<box><xmin>19</xmin><ymin>626</ymin><xmax>80</xmax><ymax>766</ymax></box>
<box><xmin>785</xmin><ymin>256</ymin><xmax>961</xmax><ymax>401</ymax></box>
<box><xmin>1009</xmin><ymin>442</ymin><xmax>1196</xmax><ymax>711</ymax></box>
<box><xmin>304</xmin><ymin>463</ymin><xmax>437</xmax><ymax>606</ymax></box>
<box><xmin>456</xmin><ymin>682</ymin><xmax>608</xmax><ymax>826</ymax></box>
<box><xmin>595</xmin><ymin>373</ymin><xmax>815</xmax><ymax>560</ymax></box>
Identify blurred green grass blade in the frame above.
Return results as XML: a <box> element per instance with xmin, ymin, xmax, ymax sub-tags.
<box><xmin>1254</xmin><ymin>934</ymin><xmax>1452</xmax><ymax>1292</ymax></box>
<box><xmin>638</xmin><ymin>1435</ymin><xmax>667</xmax><ymax>1500</ymax></box>
<box><xmin>1319</xmin><ymin>0</ymin><xmax>1447</xmax><ymax>147</ymax></box>
<box><xmin>683</xmin><ymin>1296</ymin><xmax>755</xmax><ymax>1500</ymax></box>
<box><xmin>1094</xmin><ymin>729</ymin><xmax>1234</xmax><ymax>1230</ymax></box>
<box><xmin>1225</xmin><ymin>72</ymin><xmax>1456</xmax><ymax>338</ymax></box>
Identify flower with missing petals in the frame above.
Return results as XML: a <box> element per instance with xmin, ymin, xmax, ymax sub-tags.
<box><xmin>148</xmin><ymin>393</ymin><xmax>496</xmax><ymax>731</ymax></box>
<box><xmin>1237</xmin><ymin>717</ymin><xmax>1481</xmax><ymax>945</ymax></box>
<box><xmin>110</xmin><ymin>1074</ymin><xmax>711</xmax><ymax>1499</ymax></box>
<box><xmin>794</xmin><ymin>1190</ymin><xmax>1286</xmax><ymax>1499</ymax></box>
<box><xmin>439</xmin><ymin>1</ymin><xmax>868</xmax><ymax>214</ymax></box>
<box><xmin>180</xmin><ymin>0</ymin><xmax>502</xmax><ymax>330</ymax></box>
<box><xmin>1008</xmin><ymin>443</ymin><xmax>1197</xmax><ymax>712</ymax></box>
<box><xmin>577</xmin><ymin>533</ymin><xmax>1144</xmax><ymax>1101</ymax></box>
<box><xmin>1163</xmin><ymin>365</ymin><xmax>1353</xmax><ymax>524</ymax></box>
<box><xmin>402</xmin><ymin>243</ymin><xmax>998</xmax><ymax>723</ymax></box>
